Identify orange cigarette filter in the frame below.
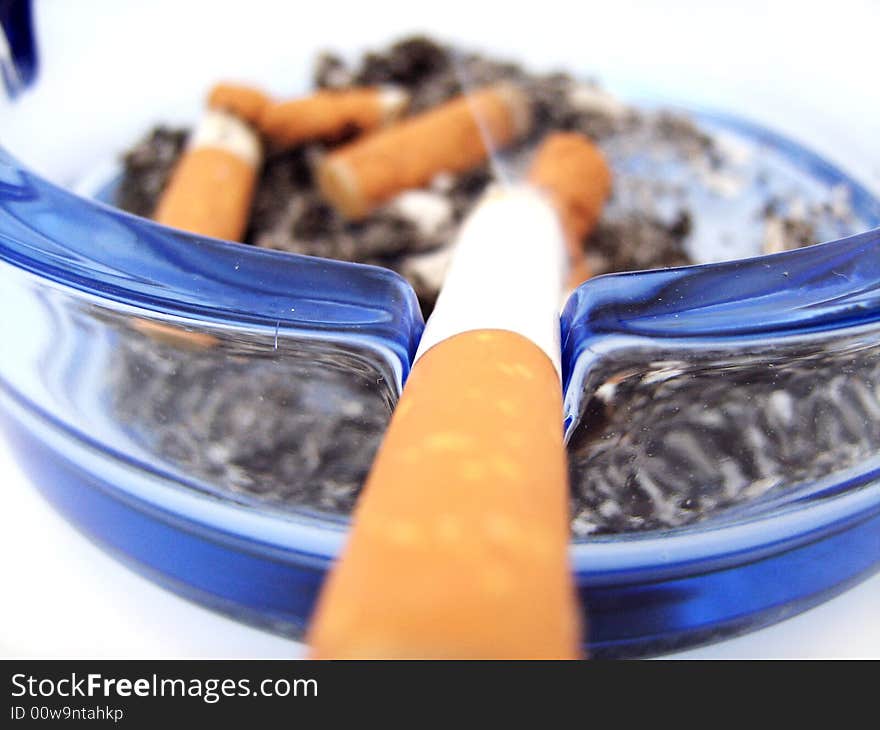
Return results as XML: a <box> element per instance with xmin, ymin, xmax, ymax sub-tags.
<box><xmin>207</xmin><ymin>82</ymin><xmax>272</xmax><ymax>127</ymax></box>
<box><xmin>153</xmin><ymin>109</ymin><xmax>261</xmax><ymax>242</ymax></box>
<box><xmin>307</xmin><ymin>330</ymin><xmax>577</xmax><ymax>659</ymax></box>
<box><xmin>317</xmin><ymin>84</ymin><xmax>532</xmax><ymax>219</ymax></box>
<box><xmin>259</xmin><ymin>86</ymin><xmax>409</xmax><ymax>149</ymax></box>
<box><xmin>529</xmin><ymin>131</ymin><xmax>612</xmax><ymax>289</ymax></box>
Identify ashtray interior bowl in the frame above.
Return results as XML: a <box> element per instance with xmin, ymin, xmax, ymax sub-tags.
<box><xmin>2</xmin><ymin>1</ymin><xmax>880</xmax><ymax>657</ymax></box>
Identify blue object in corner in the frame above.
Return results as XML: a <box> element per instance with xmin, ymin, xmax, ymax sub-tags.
<box><xmin>1</xmin><ymin>0</ymin><xmax>37</xmax><ymax>97</ymax></box>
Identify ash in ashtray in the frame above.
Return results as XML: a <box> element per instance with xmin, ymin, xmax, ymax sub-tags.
<box><xmin>109</xmin><ymin>35</ymin><xmax>875</xmax><ymax>533</ymax></box>
<box><xmin>116</xmin><ymin>127</ymin><xmax>188</xmax><ymax>219</ymax></box>
<box><xmin>568</xmin><ymin>337</ymin><xmax>880</xmax><ymax>535</ymax></box>
<box><xmin>109</xmin><ymin>327</ymin><xmax>395</xmax><ymax>513</ymax></box>
<box><xmin>116</xmin><ymin>36</ymin><xmax>859</xmax><ymax>315</ymax></box>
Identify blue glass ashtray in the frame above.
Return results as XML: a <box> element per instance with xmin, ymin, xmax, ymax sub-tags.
<box><xmin>3</xmin><ymin>2</ymin><xmax>880</xmax><ymax>657</ymax></box>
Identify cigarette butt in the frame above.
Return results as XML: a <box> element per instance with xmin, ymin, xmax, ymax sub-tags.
<box><xmin>307</xmin><ymin>329</ymin><xmax>578</xmax><ymax>659</ymax></box>
<box><xmin>207</xmin><ymin>82</ymin><xmax>272</xmax><ymax>127</ymax></box>
<box><xmin>317</xmin><ymin>84</ymin><xmax>532</xmax><ymax>219</ymax></box>
<box><xmin>259</xmin><ymin>86</ymin><xmax>408</xmax><ymax>148</ymax></box>
<box><xmin>529</xmin><ymin>132</ymin><xmax>612</xmax><ymax>289</ymax></box>
<box><xmin>153</xmin><ymin>109</ymin><xmax>262</xmax><ymax>242</ymax></box>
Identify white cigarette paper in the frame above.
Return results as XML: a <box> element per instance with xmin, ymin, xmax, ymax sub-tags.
<box><xmin>189</xmin><ymin>108</ymin><xmax>262</xmax><ymax>167</ymax></box>
<box><xmin>414</xmin><ymin>185</ymin><xmax>568</xmax><ymax>377</ymax></box>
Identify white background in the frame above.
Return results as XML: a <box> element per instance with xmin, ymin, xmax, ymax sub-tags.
<box><xmin>2</xmin><ymin>0</ymin><xmax>879</xmax><ymax>657</ymax></box>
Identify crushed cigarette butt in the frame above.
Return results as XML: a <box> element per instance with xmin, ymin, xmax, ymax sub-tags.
<box><xmin>259</xmin><ymin>87</ymin><xmax>408</xmax><ymax>148</ymax></box>
<box><xmin>317</xmin><ymin>84</ymin><xmax>532</xmax><ymax>219</ymax></box>
<box><xmin>529</xmin><ymin>132</ymin><xmax>612</xmax><ymax>289</ymax></box>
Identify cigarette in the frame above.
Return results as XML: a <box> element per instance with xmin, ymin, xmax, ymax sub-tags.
<box><xmin>308</xmin><ymin>131</ymin><xmax>611</xmax><ymax>658</ymax></box>
<box><xmin>317</xmin><ymin>84</ymin><xmax>532</xmax><ymax>219</ymax></box>
<box><xmin>528</xmin><ymin>132</ymin><xmax>612</xmax><ymax>289</ymax></box>
<box><xmin>207</xmin><ymin>82</ymin><xmax>272</xmax><ymax>127</ymax></box>
<box><xmin>307</xmin><ymin>187</ymin><xmax>580</xmax><ymax>659</ymax></box>
<box><xmin>259</xmin><ymin>86</ymin><xmax>409</xmax><ymax>148</ymax></box>
<box><xmin>153</xmin><ymin>108</ymin><xmax>262</xmax><ymax>242</ymax></box>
